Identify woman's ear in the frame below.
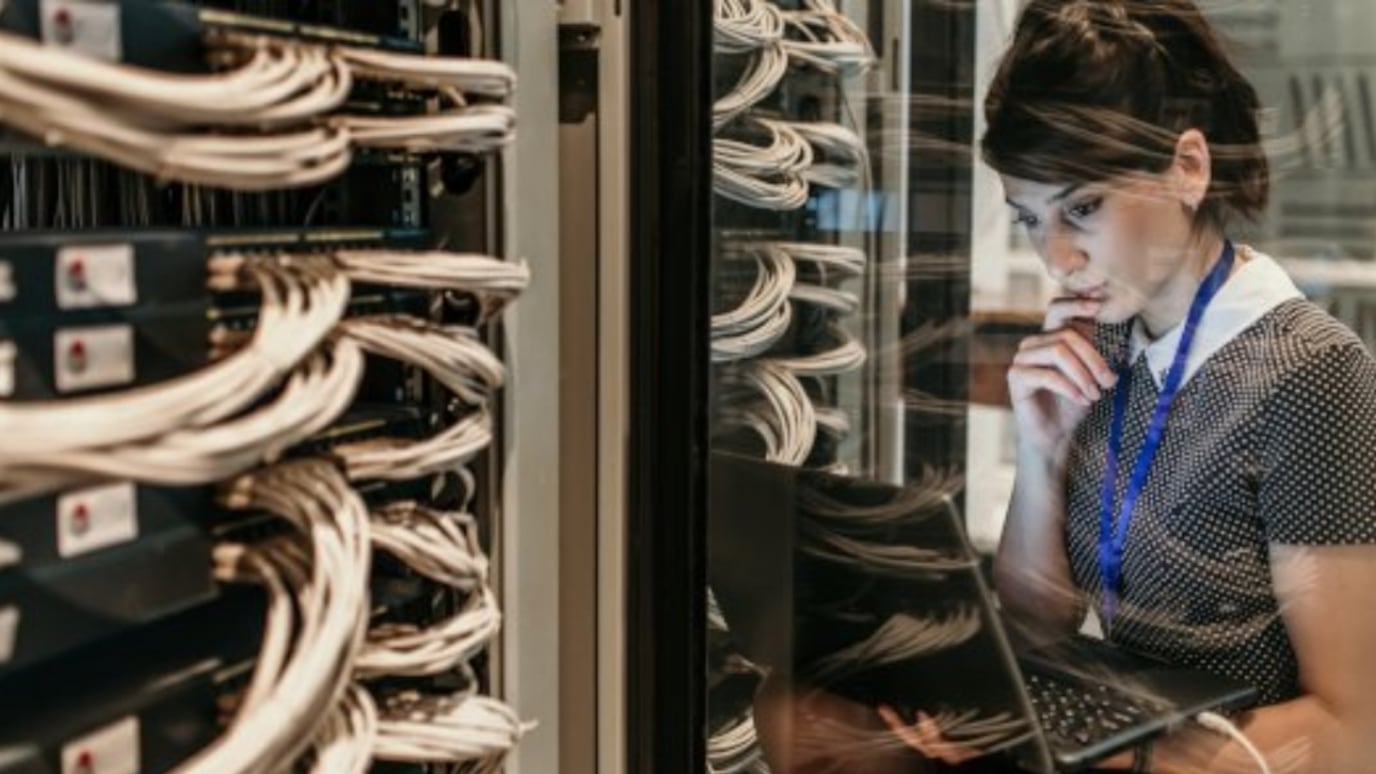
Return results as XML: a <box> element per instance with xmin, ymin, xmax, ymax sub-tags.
<box><xmin>1171</xmin><ymin>129</ymin><xmax>1212</xmax><ymax>213</ymax></box>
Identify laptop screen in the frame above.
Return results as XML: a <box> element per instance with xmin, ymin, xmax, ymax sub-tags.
<box><xmin>707</xmin><ymin>451</ymin><xmax>1055</xmax><ymax>770</ymax></box>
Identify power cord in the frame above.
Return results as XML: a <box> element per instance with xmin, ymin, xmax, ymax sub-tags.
<box><xmin>1195</xmin><ymin>711</ymin><xmax>1272</xmax><ymax>774</ymax></box>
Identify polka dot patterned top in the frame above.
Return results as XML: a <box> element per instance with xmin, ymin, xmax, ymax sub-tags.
<box><xmin>1065</xmin><ymin>298</ymin><xmax>1376</xmax><ymax>706</ymax></box>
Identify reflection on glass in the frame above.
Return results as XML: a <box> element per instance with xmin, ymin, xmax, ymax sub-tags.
<box><xmin>709</xmin><ymin>0</ymin><xmax>1376</xmax><ymax>772</ymax></box>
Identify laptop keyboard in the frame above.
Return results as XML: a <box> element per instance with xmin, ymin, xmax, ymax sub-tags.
<box><xmin>1024</xmin><ymin>671</ymin><xmax>1164</xmax><ymax>749</ymax></box>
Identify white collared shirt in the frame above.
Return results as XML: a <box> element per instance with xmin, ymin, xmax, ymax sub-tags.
<box><xmin>1128</xmin><ymin>247</ymin><xmax>1305</xmax><ymax>389</ymax></box>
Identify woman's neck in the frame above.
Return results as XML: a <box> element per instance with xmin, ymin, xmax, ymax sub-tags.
<box><xmin>1138</xmin><ymin>231</ymin><xmax>1232</xmax><ymax>340</ymax></box>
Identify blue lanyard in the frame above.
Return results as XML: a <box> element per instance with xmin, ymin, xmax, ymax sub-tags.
<box><xmin>1097</xmin><ymin>240</ymin><xmax>1236</xmax><ymax>629</ymax></box>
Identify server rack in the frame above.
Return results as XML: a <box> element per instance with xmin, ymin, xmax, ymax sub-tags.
<box><xmin>0</xmin><ymin>1</ymin><xmax>531</xmax><ymax>771</ymax></box>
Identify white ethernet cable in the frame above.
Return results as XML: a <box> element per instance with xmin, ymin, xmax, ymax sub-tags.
<box><xmin>332</xmin><ymin>316</ymin><xmax>501</xmax><ymax>480</ymax></box>
<box><xmin>781</xmin><ymin>120</ymin><xmax>869</xmax><ymax>190</ymax></box>
<box><xmin>334</xmin><ymin>45</ymin><xmax>516</xmax><ymax>99</ymax></box>
<box><xmin>0</xmin><ymin>69</ymin><xmax>353</xmax><ymax>189</ymax></box>
<box><xmin>0</xmin><ymin>31</ymin><xmax>352</xmax><ymax>127</ymax></box>
<box><xmin>341</xmin><ymin>315</ymin><xmax>504</xmax><ymax>406</ymax></box>
<box><xmin>712</xmin><ymin>246</ymin><xmax>795</xmax><ymax>363</ymax></box>
<box><xmin>0</xmin><ymin>258</ymin><xmax>348</xmax><ymax>462</ymax></box>
<box><xmin>767</xmin><ymin>324</ymin><xmax>867</xmax><ymax>377</ymax></box>
<box><xmin>800</xmin><ymin>519</ymin><xmax>979</xmax><ymax>577</ymax></box>
<box><xmin>789</xmin><ymin>282</ymin><xmax>859</xmax><ymax>315</ymax></box>
<box><xmin>779</xmin><ymin>0</ymin><xmax>877</xmax><ymax>77</ymax></box>
<box><xmin>797</xmin><ymin>468</ymin><xmax>965</xmax><ymax>527</ymax></box>
<box><xmin>815</xmin><ymin>406</ymin><xmax>851</xmax><ymax>440</ymax></box>
<box><xmin>768</xmin><ymin>242</ymin><xmax>866</xmax><ymax>277</ymax></box>
<box><xmin>1194</xmin><ymin>712</ymin><xmax>1272</xmax><ymax>774</ymax></box>
<box><xmin>714</xmin><ymin>119</ymin><xmax>813</xmax><ymax>210</ymax></box>
<box><xmin>716</xmin><ymin>119</ymin><xmax>813</xmax><ymax>177</ymax></box>
<box><xmin>307</xmin><ymin>685</ymin><xmax>379</xmax><ymax>774</ymax></box>
<box><xmin>0</xmin><ymin>35</ymin><xmax>356</xmax><ymax>190</ymax></box>
<box><xmin>714</xmin><ymin>0</ymin><xmax>785</xmax><ymax>54</ymax></box>
<box><xmin>720</xmin><ymin>361</ymin><xmax>817</xmax><ymax>467</ymax></box>
<box><xmin>708</xmin><ymin>711</ymin><xmax>765</xmax><ymax>774</ymax></box>
<box><xmin>370</xmin><ymin>501</ymin><xmax>489</xmax><ymax>593</ymax></box>
<box><xmin>332</xmin><ymin>103</ymin><xmax>515</xmax><ymax>154</ymax></box>
<box><xmin>713</xmin><ymin>42</ymin><xmax>788</xmax><ymax>129</ymax></box>
<box><xmin>180</xmin><ymin>461</ymin><xmax>372</xmax><ymax>774</ymax></box>
<box><xmin>0</xmin><ymin>337</ymin><xmax>364</xmax><ymax>499</ymax></box>
<box><xmin>373</xmin><ymin>691</ymin><xmax>531</xmax><ymax>766</ymax></box>
<box><xmin>335</xmin><ymin>409</ymin><xmax>493</xmax><ymax>483</ymax></box>
<box><xmin>329</xmin><ymin>249</ymin><xmax>530</xmax><ymax>302</ymax></box>
<box><xmin>807</xmin><ymin>607</ymin><xmax>983</xmax><ymax>682</ymax></box>
<box><xmin>355</xmin><ymin>585</ymin><xmax>501</xmax><ymax>678</ymax></box>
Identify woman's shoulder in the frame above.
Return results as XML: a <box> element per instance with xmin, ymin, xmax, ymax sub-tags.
<box><xmin>1251</xmin><ymin>299</ymin><xmax>1371</xmax><ymax>368</ymax></box>
<box><xmin>1243</xmin><ymin>299</ymin><xmax>1376</xmax><ymax>407</ymax></box>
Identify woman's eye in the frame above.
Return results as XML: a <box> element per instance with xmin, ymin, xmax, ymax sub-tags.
<box><xmin>1067</xmin><ymin>198</ymin><xmax>1103</xmax><ymax>219</ymax></box>
<box><xmin>1013</xmin><ymin>212</ymin><xmax>1040</xmax><ymax>228</ymax></box>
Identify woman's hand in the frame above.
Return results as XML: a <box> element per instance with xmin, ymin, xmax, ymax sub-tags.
<box><xmin>877</xmin><ymin>705</ymin><xmax>983</xmax><ymax>766</ymax></box>
<box><xmin>1007</xmin><ymin>297</ymin><xmax>1118</xmax><ymax>458</ymax></box>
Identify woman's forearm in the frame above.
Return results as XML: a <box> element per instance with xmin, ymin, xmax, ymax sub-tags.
<box><xmin>995</xmin><ymin>443</ymin><xmax>1083</xmax><ymax>639</ymax></box>
<box><xmin>1098</xmin><ymin>695</ymin><xmax>1362</xmax><ymax>772</ymax></box>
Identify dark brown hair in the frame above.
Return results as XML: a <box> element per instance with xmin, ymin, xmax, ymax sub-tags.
<box><xmin>982</xmin><ymin>0</ymin><xmax>1269</xmax><ymax>227</ymax></box>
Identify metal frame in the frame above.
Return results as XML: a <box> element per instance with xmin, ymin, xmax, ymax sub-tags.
<box><xmin>626</xmin><ymin>0</ymin><xmax>713</xmax><ymax>771</ymax></box>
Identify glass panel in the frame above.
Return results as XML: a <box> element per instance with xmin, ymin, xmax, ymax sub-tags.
<box><xmin>705</xmin><ymin>0</ymin><xmax>995</xmax><ymax>770</ymax></box>
<box><xmin>706</xmin><ymin>0</ymin><xmax>1376</xmax><ymax>771</ymax></box>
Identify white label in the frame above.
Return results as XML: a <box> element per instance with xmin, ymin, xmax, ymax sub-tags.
<box><xmin>39</xmin><ymin>0</ymin><xmax>122</xmax><ymax>62</ymax></box>
<box><xmin>0</xmin><ymin>340</ymin><xmax>14</xmax><ymax>397</ymax></box>
<box><xmin>56</xmin><ymin>244</ymin><xmax>136</xmax><ymax>309</ymax></box>
<box><xmin>54</xmin><ymin>325</ymin><xmax>133</xmax><ymax>393</ymax></box>
<box><xmin>57</xmin><ymin>483</ymin><xmax>138</xmax><ymax>559</ymax></box>
<box><xmin>0</xmin><ymin>607</ymin><xmax>17</xmax><ymax>665</ymax></box>
<box><xmin>61</xmin><ymin>716</ymin><xmax>140</xmax><ymax>774</ymax></box>
<box><xmin>0</xmin><ymin>262</ymin><xmax>14</xmax><ymax>302</ymax></box>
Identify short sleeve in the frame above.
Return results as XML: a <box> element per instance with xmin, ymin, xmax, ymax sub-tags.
<box><xmin>1259</xmin><ymin>341</ymin><xmax>1376</xmax><ymax>544</ymax></box>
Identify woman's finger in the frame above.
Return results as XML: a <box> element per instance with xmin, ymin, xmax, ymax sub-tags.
<box><xmin>916</xmin><ymin>713</ymin><xmax>983</xmax><ymax>765</ymax></box>
<box><xmin>1043</xmin><ymin>296</ymin><xmax>1103</xmax><ymax>331</ymax></box>
<box><xmin>1013</xmin><ymin>343</ymin><xmax>1103</xmax><ymax>402</ymax></box>
<box><xmin>1018</xmin><ymin>329</ymin><xmax>1117</xmax><ymax>389</ymax></box>
<box><xmin>1007</xmin><ymin>365</ymin><xmax>1094</xmax><ymax>407</ymax></box>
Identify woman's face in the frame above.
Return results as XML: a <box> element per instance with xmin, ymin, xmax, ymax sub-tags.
<box><xmin>1001</xmin><ymin>172</ymin><xmax>1197</xmax><ymax>325</ymax></box>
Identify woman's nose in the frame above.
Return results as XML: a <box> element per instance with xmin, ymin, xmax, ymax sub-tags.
<box><xmin>1042</xmin><ymin>224</ymin><xmax>1086</xmax><ymax>281</ymax></box>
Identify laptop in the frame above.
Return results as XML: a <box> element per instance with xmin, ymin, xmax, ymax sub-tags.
<box><xmin>706</xmin><ymin>452</ymin><xmax>1257</xmax><ymax>772</ymax></box>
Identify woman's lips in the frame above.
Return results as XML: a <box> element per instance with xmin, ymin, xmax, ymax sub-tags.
<box><xmin>1075</xmin><ymin>285</ymin><xmax>1108</xmax><ymax>300</ymax></box>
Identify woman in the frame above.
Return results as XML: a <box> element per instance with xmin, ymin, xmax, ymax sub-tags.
<box><xmin>884</xmin><ymin>0</ymin><xmax>1376</xmax><ymax>770</ymax></box>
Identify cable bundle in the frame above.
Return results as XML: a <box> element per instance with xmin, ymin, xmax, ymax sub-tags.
<box><xmin>0</xmin><ymin>32</ymin><xmax>354</xmax><ymax>190</ymax></box>
<box><xmin>786</xmin><ymin>120</ymin><xmax>869</xmax><ymax>189</ymax></box>
<box><xmin>0</xmin><ymin>338</ymin><xmax>363</xmax><ymax>500</ymax></box>
<box><xmin>0</xmin><ymin>30</ymin><xmax>519</xmax><ymax>189</ymax></box>
<box><xmin>779</xmin><ymin>0</ymin><xmax>877</xmax><ymax>77</ymax></box>
<box><xmin>332</xmin><ymin>103</ymin><xmax>515</xmax><ymax>154</ymax></box>
<box><xmin>307</xmin><ymin>685</ymin><xmax>379</xmax><ymax>774</ymax></box>
<box><xmin>334</xmin><ymin>45</ymin><xmax>516</xmax><ymax>98</ymax></box>
<box><xmin>770</xmin><ymin>242</ymin><xmax>867</xmax><ymax>277</ymax></box>
<box><xmin>358</xmin><ymin>501</ymin><xmax>498</xmax><ymax>678</ymax></box>
<box><xmin>373</xmin><ymin>691</ymin><xmax>530</xmax><ymax>766</ymax></box>
<box><xmin>714</xmin><ymin>119</ymin><xmax>812</xmax><ymax>210</ymax></box>
<box><xmin>708</xmin><ymin>711</ymin><xmax>766</xmax><ymax>774</ymax></box>
<box><xmin>712</xmin><ymin>246</ymin><xmax>796</xmax><ymax>362</ymax></box>
<box><xmin>370</xmin><ymin>501</ymin><xmax>489</xmax><ymax>591</ymax></box>
<box><xmin>182</xmin><ymin>460</ymin><xmax>373</xmax><ymax>774</ymax></box>
<box><xmin>356</xmin><ymin>586</ymin><xmax>501</xmax><ymax>678</ymax></box>
<box><xmin>0</xmin><ymin>31</ymin><xmax>354</xmax><ymax>127</ymax></box>
<box><xmin>767</xmin><ymin>324</ymin><xmax>867</xmax><ymax>377</ymax></box>
<box><xmin>800</xmin><ymin>520</ymin><xmax>978</xmax><ymax>578</ymax></box>
<box><xmin>719</xmin><ymin>361</ymin><xmax>817</xmax><ymax>466</ymax></box>
<box><xmin>0</xmin><ymin>253</ymin><xmax>349</xmax><ymax>482</ymax></box>
<box><xmin>332</xmin><ymin>316</ymin><xmax>501</xmax><ymax>481</ymax></box>
<box><xmin>713</xmin><ymin>42</ymin><xmax>788</xmax><ymax>129</ymax></box>
<box><xmin>714</xmin><ymin>0</ymin><xmax>786</xmax><ymax>54</ymax></box>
